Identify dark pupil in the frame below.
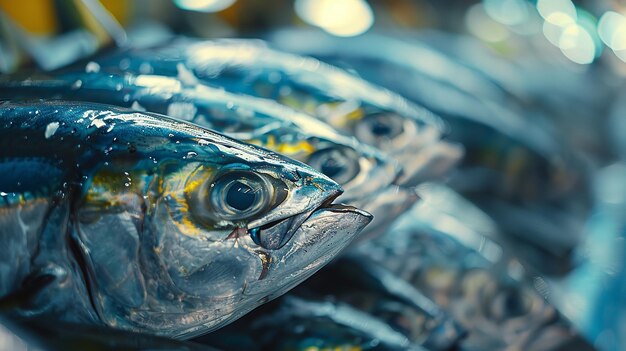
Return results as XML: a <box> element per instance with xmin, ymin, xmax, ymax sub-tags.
<box><xmin>371</xmin><ymin>119</ymin><xmax>391</xmax><ymax>136</ymax></box>
<box><xmin>502</xmin><ymin>290</ymin><xmax>527</xmax><ymax>317</ymax></box>
<box><xmin>321</xmin><ymin>157</ymin><xmax>343</xmax><ymax>178</ymax></box>
<box><xmin>226</xmin><ymin>181</ymin><xmax>256</xmax><ymax>211</ymax></box>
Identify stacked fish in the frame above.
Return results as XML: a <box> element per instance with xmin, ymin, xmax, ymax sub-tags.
<box><xmin>0</xmin><ymin>32</ymin><xmax>597</xmax><ymax>351</ymax></box>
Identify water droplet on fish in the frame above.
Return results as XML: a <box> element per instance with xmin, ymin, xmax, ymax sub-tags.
<box><xmin>44</xmin><ymin>122</ymin><xmax>59</xmax><ymax>139</ymax></box>
<box><xmin>72</xmin><ymin>80</ymin><xmax>83</xmax><ymax>90</ymax></box>
<box><xmin>168</xmin><ymin>133</ymin><xmax>174</xmax><ymax>138</ymax></box>
<box><xmin>115</xmin><ymin>83</ymin><xmax>123</xmax><ymax>91</ymax></box>
<box><xmin>123</xmin><ymin>94</ymin><xmax>131</xmax><ymax>102</ymax></box>
<box><xmin>186</xmin><ymin>151</ymin><xmax>198</xmax><ymax>159</ymax></box>
<box><xmin>85</xmin><ymin>61</ymin><xmax>101</xmax><ymax>73</ymax></box>
<box><xmin>90</xmin><ymin>119</ymin><xmax>106</xmax><ymax>129</ymax></box>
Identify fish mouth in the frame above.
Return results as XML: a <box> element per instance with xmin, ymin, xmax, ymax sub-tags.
<box><xmin>244</xmin><ymin>204</ymin><xmax>372</xmax><ymax>296</ymax></box>
<box><xmin>246</xmin><ymin>184</ymin><xmax>344</xmax><ymax>250</ymax></box>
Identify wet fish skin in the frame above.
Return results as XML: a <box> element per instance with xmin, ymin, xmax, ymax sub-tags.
<box><xmin>0</xmin><ymin>100</ymin><xmax>371</xmax><ymax>338</ymax></box>
<box><xmin>198</xmin><ymin>253</ymin><xmax>464</xmax><ymax>351</ymax></box>
<box><xmin>356</xmin><ymin>184</ymin><xmax>593</xmax><ymax>351</ymax></box>
<box><xmin>0</xmin><ymin>71</ymin><xmax>413</xmax><ymax>240</ymax></box>
<box><xmin>90</xmin><ymin>38</ymin><xmax>463</xmax><ymax>187</ymax></box>
<box><xmin>265</xmin><ymin>29</ymin><xmax>592</xmax><ymax>276</ymax></box>
<box><xmin>198</xmin><ymin>296</ymin><xmax>429</xmax><ymax>351</ymax></box>
<box><xmin>0</xmin><ymin>316</ymin><xmax>222</xmax><ymax>351</ymax></box>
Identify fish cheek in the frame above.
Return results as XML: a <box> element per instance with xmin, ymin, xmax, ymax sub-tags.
<box><xmin>75</xmin><ymin>201</ymin><xmax>147</xmax><ymax>316</ymax></box>
<box><xmin>150</xmin><ymin>202</ymin><xmax>261</xmax><ymax>300</ymax></box>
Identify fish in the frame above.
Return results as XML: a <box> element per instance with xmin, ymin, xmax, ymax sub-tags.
<box><xmin>0</xmin><ymin>315</ymin><xmax>221</xmax><ymax>351</ymax></box>
<box><xmin>265</xmin><ymin>29</ymin><xmax>592</xmax><ymax>276</ymax></box>
<box><xmin>356</xmin><ymin>183</ymin><xmax>594</xmax><ymax>351</ymax></box>
<box><xmin>198</xmin><ymin>296</ymin><xmax>430</xmax><ymax>351</ymax></box>
<box><xmin>0</xmin><ymin>100</ymin><xmax>372</xmax><ymax>339</ymax></box>
<box><xmin>88</xmin><ymin>38</ymin><xmax>464</xmax><ymax>187</ymax></box>
<box><xmin>0</xmin><ymin>71</ymin><xmax>415</xmax><ymax>240</ymax></box>
<box><xmin>200</xmin><ymin>254</ymin><xmax>465</xmax><ymax>351</ymax></box>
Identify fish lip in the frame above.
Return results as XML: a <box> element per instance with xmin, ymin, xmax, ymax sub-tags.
<box><xmin>244</xmin><ymin>204</ymin><xmax>372</xmax><ymax>296</ymax></box>
<box><xmin>246</xmin><ymin>185</ymin><xmax>342</xmax><ymax>229</ymax></box>
<box><xmin>314</xmin><ymin>203</ymin><xmax>373</xmax><ymax>218</ymax></box>
<box><xmin>285</xmin><ymin>203</ymin><xmax>373</xmax><ymax>256</ymax></box>
<box><xmin>246</xmin><ymin>186</ymin><xmax>344</xmax><ymax>250</ymax></box>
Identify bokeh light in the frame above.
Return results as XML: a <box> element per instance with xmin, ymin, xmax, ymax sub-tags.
<box><xmin>173</xmin><ymin>0</ymin><xmax>236</xmax><ymax>13</ymax></box>
<box><xmin>483</xmin><ymin>0</ymin><xmax>529</xmax><ymax>26</ymax></box>
<box><xmin>536</xmin><ymin>0</ymin><xmax>577</xmax><ymax>22</ymax></box>
<box><xmin>294</xmin><ymin>0</ymin><xmax>374</xmax><ymax>37</ymax></box>
<box><xmin>598</xmin><ymin>11</ymin><xmax>626</xmax><ymax>51</ymax></box>
<box><xmin>558</xmin><ymin>24</ymin><xmax>595</xmax><ymax>64</ymax></box>
<box><xmin>542</xmin><ymin>12</ymin><xmax>577</xmax><ymax>46</ymax></box>
<box><xmin>465</xmin><ymin>4</ymin><xmax>509</xmax><ymax>43</ymax></box>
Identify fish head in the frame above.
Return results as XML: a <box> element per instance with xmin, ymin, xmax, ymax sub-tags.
<box><xmin>319</xmin><ymin>104</ymin><xmax>464</xmax><ymax>188</ymax></box>
<box><xmin>73</xmin><ymin>116</ymin><xmax>371</xmax><ymax>338</ymax></box>
<box><xmin>246</xmin><ymin>119</ymin><xmax>417</xmax><ymax>239</ymax></box>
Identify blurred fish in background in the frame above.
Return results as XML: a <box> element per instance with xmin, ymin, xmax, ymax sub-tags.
<box><xmin>1</xmin><ymin>0</ymin><xmax>625</xmax><ymax>350</ymax></box>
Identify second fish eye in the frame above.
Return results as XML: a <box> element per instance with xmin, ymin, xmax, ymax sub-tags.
<box><xmin>308</xmin><ymin>147</ymin><xmax>360</xmax><ymax>185</ymax></box>
<box><xmin>355</xmin><ymin>113</ymin><xmax>405</xmax><ymax>145</ymax></box>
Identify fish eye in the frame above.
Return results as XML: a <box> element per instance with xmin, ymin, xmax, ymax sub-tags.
<box><xmin>485</xmin><ymin>287</ymin><xmax>532</xmax><ymax>321</ymax></box>
<box><xmin>308</xmin><ymin>147</ymin><xmax>360</xmax><ymax>185</ymax></box>
<box><xmin>354</xmin><ymin>113</ymin><xmax>405</xmax><ymax>146</ymax></box>
<box><xmin>209</xmin><ymin>171</ymin><xmax>273</xmax><ymax>221</ymax></box>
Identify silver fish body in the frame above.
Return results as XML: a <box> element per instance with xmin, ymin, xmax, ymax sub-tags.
<box><xmin>199</xmin><ymin>296</ymin><xmax>432</xmax><ymax>351</ymax></box>
<box><xmin>0</xmin><ymin>71</ymin><xmax>413</xmax><ymax>240</ymax></box>
<box><xmin>358</xmin><ymin>183</ymin><xmax>593</xmax><ymax>351</ymax></box>
<box><xmin>91</xmin><ymin>38</ymin><xmax>463</xmax><ymax>188</ymax></box>
<box><xmin>0</xmin><ymin>101</ymin><xmax>371</xmax><ymax>338</ymax></box>
<box><xmin>0</xmin><ymin>316</ymin><xmax>221</xmax><ymax>351</ymax></box>
<box><xmin>265</xmin><ymin>29</ymin><xmax>592</xmax><ymax>275</ymax></box>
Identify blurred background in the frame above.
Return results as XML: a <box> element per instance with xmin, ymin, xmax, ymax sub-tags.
<box><xmin>1</xmin><ymin>1</ymin><xmax>626</xmax><ymax>350</ymax></box>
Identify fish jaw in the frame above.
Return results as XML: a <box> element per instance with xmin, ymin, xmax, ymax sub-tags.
<box><xmin>163</xmin><ymin>205</ymin><xmax>371</xmax><ymax>339</ymax></box>
<box><xmin>244</xmin><ymin>205</ymin><xmax>372</xmax><ymax>299</ymax></box>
